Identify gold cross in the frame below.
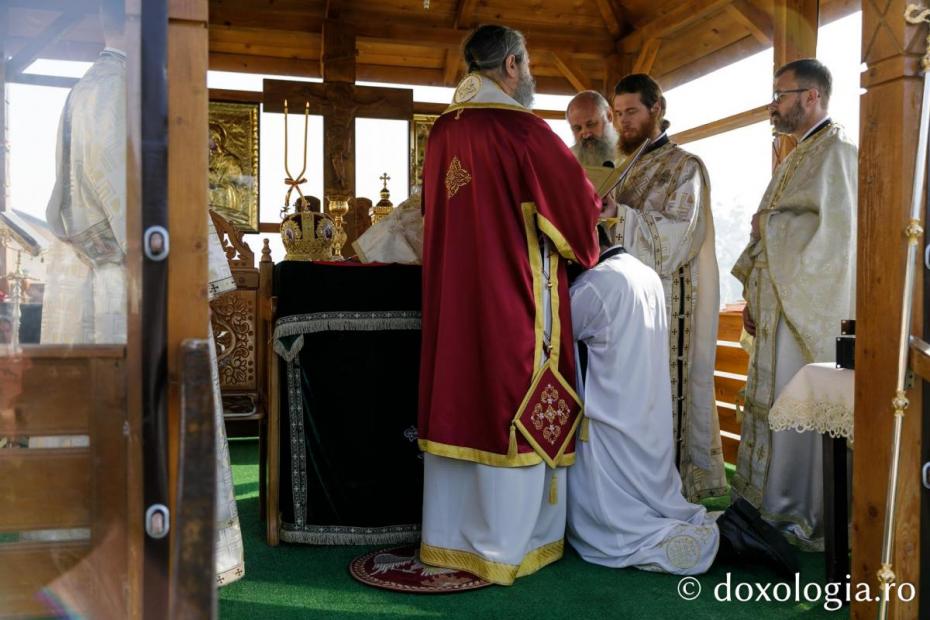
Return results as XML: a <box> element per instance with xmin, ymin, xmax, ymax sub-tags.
<box><xmin>380</xmin><ymin>172</ymin><xmax>391</xmax><ymax>190</ymax></box>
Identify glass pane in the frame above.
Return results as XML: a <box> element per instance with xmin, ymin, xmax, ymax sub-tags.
<box><xmin>546</xmin><ymin>119</ymin><xmax>574</xmax><ymax>148</ymax></box>
<box><xmin>664</xmin><ymin>48</ymin><xmax>774</xmax><ymax>134</ymax></box>
<box><xmin>1</xmin><ymin>1</ymin><xmax>139</xmax><ymax>616</ymax></box>
<box><xmin>818</xmin><ymin>11</ymin><xmax>863</xmax><ymax>145</ymax></box>
<box><xmin>686</xmin><ymin>122</ymin><xmax>773</xmax><ymax>307</ymax></box>
<box><xmin>355</xmin><ymin>117</ymin><xmax>410</xmax><ymax>205</ymax></box>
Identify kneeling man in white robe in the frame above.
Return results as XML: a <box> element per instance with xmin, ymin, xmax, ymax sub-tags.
<box><xmin>567</xmin><ymin>228</ymin><xmax>797</xmax><ymax>576</ymax></box>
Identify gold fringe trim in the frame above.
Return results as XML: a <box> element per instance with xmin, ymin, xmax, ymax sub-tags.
<box><xmin>419</xmin><ymin>539</ymin><xmax>564</xmax><ymax>586</ymax></box>
<box><xmin>418</xmin><ymin>438</ymin><xmax>575</xmax><ymax>468</ymax></box>
<box><xmin>579</xmin><ymin>416</ymin><xmax>589</xmax><ymax>442</ymax></box>
<box><xmin>549</xmin><ymin>472</ymin><xmax>558</xmax><ymax>505</ymax></box>
<box><xmin>508</xmin><ymin>424</ymin><xmax>518</xmax><ymax>458</ymax></box>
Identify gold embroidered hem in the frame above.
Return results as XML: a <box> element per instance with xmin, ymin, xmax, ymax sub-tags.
<box><xmin>417</xmin><ymin>438</ymin><xmax>575</xmax><ymax>468</ymax></box>
<box><xmin>419</xmin><ymin>539</ymin><xmax>564</xmax><ymax>586</ymax></box>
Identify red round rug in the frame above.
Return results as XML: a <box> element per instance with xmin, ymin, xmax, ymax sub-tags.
<box><xmin>348</xmin><ymin>544</ymin><xmax>492</xmax><ymax>593</ymax></box>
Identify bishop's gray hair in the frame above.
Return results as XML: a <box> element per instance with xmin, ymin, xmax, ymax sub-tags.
<box><xmin>463</xmin><ymin>25</ymin><xmax>527</xmax><ymax>75</ymax></box>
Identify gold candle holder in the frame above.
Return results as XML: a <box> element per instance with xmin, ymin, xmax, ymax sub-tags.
<box><xmin>327</xmin><ymin>194</ymin><xmax>350</xmax><ymax>259</ymax></box>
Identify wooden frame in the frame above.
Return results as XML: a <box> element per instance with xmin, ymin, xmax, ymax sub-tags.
<box><xmin>410</xmin><ymin>114</ymin><xmax>437</xmax><ymax>192</ymax></box>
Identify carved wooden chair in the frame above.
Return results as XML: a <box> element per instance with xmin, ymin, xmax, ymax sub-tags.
<box><xmin>209</xmin><ymin>210</ymin><xmax>273</xmax><ymax>520</ymax></box>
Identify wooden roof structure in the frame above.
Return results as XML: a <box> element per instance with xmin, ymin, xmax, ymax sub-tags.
<box><xmin>10</xmin><ymin>0</ymin><xmax>859</xmax><ymax>95</ymax></box>
<box><xmin>207</xmin><ymin>0</ymin><xmax>860</xmax><ymax>94</ymax></box>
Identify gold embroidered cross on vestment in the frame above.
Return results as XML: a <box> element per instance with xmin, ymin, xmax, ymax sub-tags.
<box><xmin>445</xmin><ymin>156</ymin><xmax>472</xmax><ymax>199</ymax></box>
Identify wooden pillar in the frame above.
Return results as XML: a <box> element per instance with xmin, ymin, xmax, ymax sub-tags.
<box><xmin>773</xmin><ymin>0</ymin><xmax>819</xmax><ymax>68</ymax></box>
<box><xmin>320</xmin><ymin>19</ymin><xmax>357</xmax><ymax>199</ymax></box>
<box><xmin>772</xmin><ymin>0</ymin><xmax>819</xmax><ymax>164</ymax></box>
<box><xmin>853</xmin><ymin>2</ymin><xmax>925</xmax><ymax>618</ymax></box>
<box><xmin>166</xmin><ymin>0</ymin><xmax>210</xmax><ymax>571</ymax></box>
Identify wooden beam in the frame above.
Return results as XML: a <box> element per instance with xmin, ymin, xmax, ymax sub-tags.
<box><xmin>5</xmin><ymin>6</ymin><xmax>83</xmax><ymax>77</ymax></box>
<box><xmin>6</xmin><ymin>72</ymin><xmax>78</xmax><ymax>88</ymax></box>
<box><xmin>351</xmin><ymin>21</ymin><xmax>615</xmax><ymax>59</ymax></box>
<box><xmin>321</xmin><ymin>19</ymin><xmax>356</xmax><ymax>83</ymax></box>
<box><xmin>552</xmin><ymin>52</ymin><xmax>590</xmax><ymax>92</ymax></box>
<box><xmin>726</xmin><ymin>0</ymin><xmax>774</xmax><ymax>45</ymax></box>
<box><xmin>208</xmin><ymin>88</ymin><xmax>263</xmax><ymax>103</ymax></box>
<box><xmin>209</xmin><ymin>19</ymin><xmax>612</xmax><ymax>65</ymax></box>
<box><xmin>210</xmin><ymin>52</ymin><xmax>322</xmax><ymax>78</ymax></box>
<box><xmin>592</xmin><ymin>0</ymin><xmax>623</xmax><ymax>39</ymax></box>
<box><xmin>853</xmin><ymin>2</ymin><xmax>925</xmax><ymax>616</ymax></box>
<box><xmin>772</xmin><ymin>0</ymin><xmax>818</xmax><ymax>164</ymax></box>
<box><xmin>773</xmin><ymin>0</ymin><xmax>819</xmax><ymax>68</ymax></box>
<box><xmin>632</xmin><ymin>38</ymin><xmax>661</xmax><ymax>74</ymax></box>
<box><xmin>442</xmin><ymin>49</ymin><xmax>461</xmax><ymax>86</ymax></box>
<box><xmin>621</xmin><ymin>0</ymin><xmax>732</xmax><ymax>52</ymax></box>
<box><xmin>670</xmin><ymin>104</ymin><xmax>770</xmax><ymax>145</ymax></box>
<box><xmin>324</xmin><ymin>0</ymin><xmax>342</xmax><ymax>20</ymax></box>
<box><xmin>454</xmin><ymin>0</ymin><xmax>479</xmax><ymax>29</ymax></box>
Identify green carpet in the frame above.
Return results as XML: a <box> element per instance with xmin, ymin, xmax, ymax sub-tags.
<box><xmin>220</xmin><ymin>439</ymin><xmax>848</xmax><ymax>619</ymax></box>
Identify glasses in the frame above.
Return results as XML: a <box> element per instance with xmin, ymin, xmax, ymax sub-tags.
<box><xmin>772</xmin><ymin>88</ymin><xmax>811</xmax><ymax>104</ymax></box>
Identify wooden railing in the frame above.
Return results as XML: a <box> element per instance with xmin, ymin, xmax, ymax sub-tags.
<box><xmin>715</xmin><ymin>310</ymin><xmax>747</xmax><ymax>464</ymax></box>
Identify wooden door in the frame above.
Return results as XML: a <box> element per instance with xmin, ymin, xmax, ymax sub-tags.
<box><xmin>0</xmin><ymin>1</ymin><xmax>148</xmax><ymax>616</ymax></box>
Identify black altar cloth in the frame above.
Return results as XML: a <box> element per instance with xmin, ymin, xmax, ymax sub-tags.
<box><xmin>273</xmin><ymin>261</ymin><xmax>423</xmax><ymax>544</ymax></box>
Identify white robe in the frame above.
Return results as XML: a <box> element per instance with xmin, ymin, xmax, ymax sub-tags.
<box><xmin>43</xmin><ymin>49</ymin><xmax>127</xmax><ymax>345</ymax></box>
<box><xmin>613</xmin><ymin>141</ymin><xmax>727</xmax><ymax>502</ymax></box>
<box><xmin>567</xmin><ymin>250</ymin><xmax>719</xmax><ymax>575</ymax></box>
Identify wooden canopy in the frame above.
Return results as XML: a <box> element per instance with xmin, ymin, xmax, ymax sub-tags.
<box><xmin>10</xmin><ymin>0</ymin><xmax>858</xmax><ymax>95</ymax></box>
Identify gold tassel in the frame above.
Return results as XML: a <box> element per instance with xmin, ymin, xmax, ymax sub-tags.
<box><xmin>549</xmin><ymin>472</ymin><xmax>558</xmax><ymax>505</ymax></box>
<box><xmin>508</xmin><ymin>424</ymin><xmax>517</xmax><ymax>459</ymax></box>
<box><xmin>579</xmin><ymin>416</ymin><xmax>589</xmax><ymax>442</ymax></box>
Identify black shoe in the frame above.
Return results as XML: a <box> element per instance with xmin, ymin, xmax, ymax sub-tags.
<box><xmin>716</xmin><ymin>498</ymin><xmax>798</xmax><ymax>576</ymax></box>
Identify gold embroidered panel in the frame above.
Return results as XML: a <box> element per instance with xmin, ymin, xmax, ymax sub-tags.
<box><xmin>445</xmin><ymin>156</ymin><xmax>472</xmax><ymax>199</ymax></box>
<box><xmin>209</xmin><ymin>101</ymin><xmax>260</xmax><ymax>233</ymax></box>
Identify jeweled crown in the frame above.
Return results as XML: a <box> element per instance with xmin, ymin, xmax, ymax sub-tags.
<box><xmin>280</xmin><ymin>196</ymin><xmax>336</xmax><ymax>261</ymax></box>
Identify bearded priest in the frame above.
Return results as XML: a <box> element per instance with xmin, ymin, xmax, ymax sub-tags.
<box><xmin>609</xmin><ymin>74</ymin><xmax>727</xmax><ymax>504</ymax></box>
<box><xmin>417</xmin><ymin>24</ymin><xmax>602</xmax><ymax>585</ymax></box>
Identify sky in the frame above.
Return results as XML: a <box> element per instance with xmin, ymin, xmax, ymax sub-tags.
<box><xmin>7</xmin><ymin>11</ymin><xmax>862</xmax><ymax>298</ymax></box>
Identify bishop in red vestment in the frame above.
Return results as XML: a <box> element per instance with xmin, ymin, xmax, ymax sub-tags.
<box><xmin>417</xmin><ymin>25</ymin><xmax>601</xmax><ymax>585</ymax></box>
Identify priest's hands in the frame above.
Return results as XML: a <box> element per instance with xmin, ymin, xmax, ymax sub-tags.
<box><xmin>742</xmin><ymin>305</ymin><xmax>756</xmax><ymax>337</ymax></box>
<box><xmin>750</xmin><ymin>212</ymin><xmax>761</xmax><ymax>241</ymax></box>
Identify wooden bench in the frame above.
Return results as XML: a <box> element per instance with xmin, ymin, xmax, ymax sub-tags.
<box><xmin>715</xmin><ymin>310</ymin><xmax>748</xmax><ymax>464</ymax></box>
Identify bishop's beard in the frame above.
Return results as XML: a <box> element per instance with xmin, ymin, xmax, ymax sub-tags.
<box><xmin>512</xmin><ymin>67</ymin><xmax>536</xmax><ymax>109</ymax></box>
<box><xmin>571</xmin><ymin>123</ymin><xmax>620</xmax><ymax>167</ymax></box>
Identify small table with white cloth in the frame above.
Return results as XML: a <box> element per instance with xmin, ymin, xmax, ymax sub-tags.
<box><xmin>769</xmin><ymin>362</ymin><xmax>853</xmax><ymax>584</ymax></box>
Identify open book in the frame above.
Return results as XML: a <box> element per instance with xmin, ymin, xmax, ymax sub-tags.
<box><xmin>582</xmin><ymin>138</ymin><xmax>651</xmax><ymax>199</ymax></box>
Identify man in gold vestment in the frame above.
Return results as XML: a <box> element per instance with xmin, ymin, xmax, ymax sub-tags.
<box><xmin>733</xmin><ymin>59</ymin><xmax>857</xmax><ymax>550</ymax></box>
<box><xmin>610</xmin><ymin>74</ymin><xmax>727</xmax><ymax>502</ymax></box>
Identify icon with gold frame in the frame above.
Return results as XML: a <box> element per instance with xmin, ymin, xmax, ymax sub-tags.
<box><xmin>208</xmin><ymin>101</ymin><xmax>260</xmax><ymax>233</ymax></box>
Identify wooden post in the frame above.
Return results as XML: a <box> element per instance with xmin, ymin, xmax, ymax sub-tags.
<box><xmin>167</xmin><ymin>0</ymin><xmax>210</xmax><ymax>580</ymax></box>
<box><xmin>772</xmin><ymin>0</ymin><xmax>819</xmax><ymax>164</ymax></box>
<box><xmin>853</xmin><ymin>2</ymin><xmax>925</xmax><ymax>618</ymax></box>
